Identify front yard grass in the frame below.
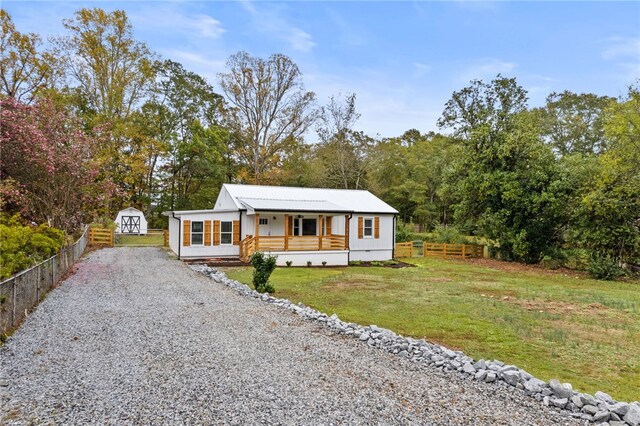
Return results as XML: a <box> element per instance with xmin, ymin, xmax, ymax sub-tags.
<box><xmin>221</xmin><ymin>258</ymin><xmax>640</xmax><ymax>401</ymax></box>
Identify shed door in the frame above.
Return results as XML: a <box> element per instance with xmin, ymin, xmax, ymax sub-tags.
<box><xmin>121</xmin><ymin>216</ymin><xmax>141</xmax><ymax>234</ymax></box>
<box><xmin>258</xmin><ymin>217</ymin><xmax>270</xmax><ymax>236</ymax></box>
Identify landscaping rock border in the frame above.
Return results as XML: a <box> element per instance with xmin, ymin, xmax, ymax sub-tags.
<box><xmin>190</xmin><ymin>265</ymin><xmax>640</xmax><ymax>426</ymax></box>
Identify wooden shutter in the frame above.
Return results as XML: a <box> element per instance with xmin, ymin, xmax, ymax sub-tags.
<box><xmin>233</xmin><ymin>220</ymin><xmax>240</xmax><ymax>245</ymax></box>
<box><xmin>213</xmin><ymin>220</ymin><xmax>220</xmax><ymax>245</ymax></box>
<box><xmin>326</xmin><ymin>217</ymin><xmax>332</xmax><ymax>235</ymax></box>
<box><xmin>358</xmin><ymin>217</ymin><xmax>364</xmax><ymax>239</ymax></box>
<box><xmin>374</xmin><ymin>217</ymin><xmax>380</xmax><ymax>239</ymax></box>
<box><xmin>204</xmin><ymin>220</ymin><xmax>212</xmax><ymax>245</ymax></box>
<box><xmin>183</xmin><ymin>220</ymin><xmax>191</xmax><ymax>246</ymax></box>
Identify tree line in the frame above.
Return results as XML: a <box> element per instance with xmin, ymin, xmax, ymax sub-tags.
<box><xmin>1</xmin><ymin>8</ymin><xmax>638</xmax><ymax>276</ymax></box>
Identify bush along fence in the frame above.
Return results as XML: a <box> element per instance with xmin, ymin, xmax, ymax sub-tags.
<box><xmin>394</xmin><ymin>242</ymin><xmax>485</xmax><ymax>259</ymax></box>
<box><xmin>0</xmin><ymin>226</ymin><xmax>89</xmax><ymax>338</ymax></box>
<box><xmin>191</xmin><ymin>264</ymin><xmax>640</xmax><ymax>426</ymax></box>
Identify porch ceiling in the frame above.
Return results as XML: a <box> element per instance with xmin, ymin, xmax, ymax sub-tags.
<box><xmin>238</xmin><ymin>198</ymin><xmax>353</xmax><ymax>214</ymax></box>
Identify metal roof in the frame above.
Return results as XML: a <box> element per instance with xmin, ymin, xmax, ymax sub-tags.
<box><xmin>222</xmin><ymin>184</ymin><xmax>398</xmax><ymax>214</ymax></box>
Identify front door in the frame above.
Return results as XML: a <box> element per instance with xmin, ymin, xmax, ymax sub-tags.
<box><xmin>258</xmin><ymin>217</ymin><xmax>270</xmax><ymax>236</ymax></box>
<box><xmin>121</xmin><ymin>216</ymin><xmax>140</xmax><ymax>234</ymax></box>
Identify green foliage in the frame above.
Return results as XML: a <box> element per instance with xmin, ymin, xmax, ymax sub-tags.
<box><xmin>587</xmin><ymin>253</ymin><xmax>624</xmax><ymax>281</ymax></box>
<box><xmin>395</xmin><ymin>222</ymin><xmax>414</xmax><ymax>243</ymax></box>
<box><xmin>0</xmin><ymin>215</ymin><xmax>65</xmax><ymax>279</ymax></box>
<box><xmin>91</xmin><ymin>216</ymin><xmax>117</xmax><ymax>230</ymax></box>
<box><xmin>249</xmin><ymin>252</ymin><xmax>276</xmax><ymax>293</ymax></box>
<box><xmin>429</xmin><ymin>225</ymin><xmax>472</xmax><ymax>244</ymax></box>
<box><xmin>285</xmin><ymin>261</ymin><xmax>293</xmax><ymax>267</ymax></box>
<box><xmin>307</xmin><ymin>260</ymin><xmax>312</xmax><ymax>267</ymax></box>
<box><xmin>438</xmin><ymin>76</ymin><xmax>571</xmax><ymax>263</ymax></box>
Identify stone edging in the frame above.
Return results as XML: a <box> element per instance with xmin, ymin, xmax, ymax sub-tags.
<box><xmin>190</xmin><ymin>264</ymin><xmax>640</xmax><ymax>426</ymax></box>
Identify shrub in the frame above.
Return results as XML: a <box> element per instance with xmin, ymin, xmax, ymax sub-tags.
<box><xmin>249</xmin><ymin>252</ymin><xmax>277</xmax><ymax>293</ymax></box>
<box><xmin>285</xmin><ymin>260</ymin><xmax>293</xmax><ymax>267</ymax></box>
<box><xmin>0</xmin><ymin>215</ymin><xmax>66</xmax><ymax>279</ymax></box>
<box><xmin>307</xmin><ymin>260</ymin><xmax>312</xmax><ymax>267</ymax></box>
<box><xmin>429</xmin><ymin>224</ymin><xmax>471</xmax><ymax>244</ymax></box>
<box><xmin>322</xmin><ymin>261</ymin><xmax>327</xmax><ymax>267</ymax></box>
<box><xmin>587</xmin><ymin>253</ymin><xmax>623</xmax><ymax>280</ymax></box>
<box><xmin>395</xmin><ymin>223</ymin><xmax>414</xmax><ymax>243</ymax></box>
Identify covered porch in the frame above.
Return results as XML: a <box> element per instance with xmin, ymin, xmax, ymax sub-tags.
<box><xmin>239</xmin><ymin>212</ymin><xmax>350</xmax><ymax>262</ymax></box>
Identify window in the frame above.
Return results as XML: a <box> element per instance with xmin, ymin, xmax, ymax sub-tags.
<box><xmin>363</xmin><ymin>218</ymin><xmax>373</xmax><ymax>238</ymax></box>
<box><xmin>259</xmin><ymin>218</ymin><xmax>268</xmax><ymax>225</ymax></box>
<box><xmin>220</xmin><ymin>221</ymin><xmax>232</xmax><ymax>244</ymax></box>
<box><xmin>302</xmin><ymin>218</ymin><xmax>317</xmax><ymax>236</ymax></box>
<box><xmin>293</xmin><ymin>219</ymin><xmax>300</xmax><ymax>236</ymax></box>
<box><xmin>191</xmin><ymin>221</ymin><xmax>204</xmax><ymax>245</ymax></box>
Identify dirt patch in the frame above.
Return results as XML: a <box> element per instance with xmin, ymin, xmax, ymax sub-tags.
<box><xmin>459</xmin><ymin>258</ymin><xmax>587</xmax><ymax>278</ymax></box>
<box><xmin>469</xmin><ymin>287</ymin><xmax>517</xmax><ymax>299</ymax></box>
<box><xmin>350</xmin><ymin>261</ymin><xmax>415</xmax><ymax>268</ymax></box>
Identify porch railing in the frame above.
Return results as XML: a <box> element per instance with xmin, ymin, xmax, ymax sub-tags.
<box><xmin>240</xmin><ymin>235</ymin><xmax>347</xmax><ymax>262</ymax></box>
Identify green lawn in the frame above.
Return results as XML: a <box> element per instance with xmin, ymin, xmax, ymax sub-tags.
<box><xmin>221</xmin><ymin>258</ymin><xmax>640</xmax><ymax>401</ymax></box>
<box><xmin>115</xmin><ymin>233</ymin><xmax>164</xmax><ymax>246</ymax></box>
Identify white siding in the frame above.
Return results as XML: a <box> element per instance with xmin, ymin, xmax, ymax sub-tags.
<box><xmin>168</xmin><ymin>216</ymin><xmax>179</xmax><ymax>255</ymax></box>
<box><xmin>348</xmin><ymin>214</ymin><xmax>395</xmax><ymax>262</ymax></box>
<box><xmin>262</xmin><ymin>250</ymin><xmax>348</xmax><ymax>266</ymax></box>
<box><xmin>179</xmin><ymin>211</ymin><xmax>241</xmax><ymax>259</ymax></box>
<box><xmin>214</xmin><ymin>186</ymin><xmax>241</xmax><ymax>210</ymax></box>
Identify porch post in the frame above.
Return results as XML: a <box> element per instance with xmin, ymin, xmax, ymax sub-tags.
<box><xmin>255</xmin><ymin>213</ymin><xmax>260</xmax><ymax>250</ymax></box>
<box><xmin>284</xmin><ymin>214</ymin><xmax>289</xmax><ymax>251</ymax></box>
<box><xmin>344</xmin><ymin>215</ymin><xmax>350</xmax><ymax>250</ymax></box>
<box><xmin>318</xmin><ymin>215</ymin><xmax>323</xmax><ymax>250</ymax></box>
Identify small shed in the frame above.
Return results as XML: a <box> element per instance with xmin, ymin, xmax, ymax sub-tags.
<box><xmin>114</xmin><ymin>207</ymin><xmax>148</xmax><ymax>234</ymax></box>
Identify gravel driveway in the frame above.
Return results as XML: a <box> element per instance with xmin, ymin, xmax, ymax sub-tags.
<box><xmin>0</xmin><ymin>248</ymin><xmax>581</xmax><ymax>425</ymax></box>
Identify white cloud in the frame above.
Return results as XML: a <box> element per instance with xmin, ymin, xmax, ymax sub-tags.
<box><xmin>190</xmin><ymin>14</ymin><xmax>225</xmax><ymax>39</ymax></box>
<box><xmin>459</xmin><ymin>58</ymin><xmax>518</xmax><ymax>82</ymax></box>
<box><xmin>240</xmin><ymin>2</ymin><xmax>316</xmax><ymax>53</ymax></box>
<box><xmin>601</xmin><ymin>36</ymin><xmax>640</xmax><ymax>60</ymax></box>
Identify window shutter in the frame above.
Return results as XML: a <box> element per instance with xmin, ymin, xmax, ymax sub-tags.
<box><xmin>183</xmin><ymin>220</ymin><xmax>191</xmax><ymax>246</ymax></box>
<box><xmin>233</xmin><ymin>220</ymin><xmax>240</xmax><ymax>245</ymax></box>
<box><xmin>204</xmin><ymin>220</ymin><xmax>212</xmax><ymax>245</ymax></box>
<box><xmin>326</xmin><ymin>217</ymin><xmax>332</xmax><ymax>235</ymax></box>
<box><xmin>358</xmin><ymin>217</ymin><xmax>364</xmax><ymax>239</ymax></box>
<box><xmin>374</xmin><ymin>217</ymin><xmax>380</xmax><ymax>239</ymax></box>
<box><xmin>213</xmin><ymin>220</ymin><xmax>220</xmax><ymax>245</ymax></box>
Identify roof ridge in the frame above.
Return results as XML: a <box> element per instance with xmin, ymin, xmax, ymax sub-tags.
<box><xmin>224</xmin><ymin>183</ymin><xmax>369</xmax><ymax>192</ymax></box>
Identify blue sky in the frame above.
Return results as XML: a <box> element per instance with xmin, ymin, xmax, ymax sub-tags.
<box><xmin>4</xmin><ymin>1</ymin><xmax>639</xmax><ymax>138</ymax></box>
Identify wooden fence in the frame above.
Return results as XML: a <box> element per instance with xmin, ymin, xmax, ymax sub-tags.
<box><xmin>394</xmin><ymin>242</ymin><xmax>414</xmax><ymax>258</ymax></box>
<box><xmin>423</xmin><ymin>243</ymin><xmax>484</xmax><ymax>259</ymax></box>
<box><xmin>1</xmin><ymin>226</ymin><xmax>89</xmax><ymax>336</ymax></box>
<box><xmin>89</xmin><ymin>227</ymin><xmax>114</xmax><ymax>246</ymax></box>
<box><xmin>394</xmin><ymin>241</ymin><xmax>484</xmax><ymax>259</ymax></box>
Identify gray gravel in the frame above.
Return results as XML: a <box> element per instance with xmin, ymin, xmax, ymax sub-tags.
<box><xmin>0</xmin><ymin>247</ymin><xmax>583</xmax><ymax>425</ymax></box>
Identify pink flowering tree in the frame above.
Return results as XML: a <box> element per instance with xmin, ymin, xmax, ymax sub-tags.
<box><xmin>0</xmin><ymin>97</ymin><xmax>112</xmax><ymax>233</ymax></box>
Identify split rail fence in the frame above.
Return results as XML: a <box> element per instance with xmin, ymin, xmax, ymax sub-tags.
<box><xmin>1</xmin><ymin>226</ymin><xmax>89</xmax><ymax>336</ymax></box>
<box><xmin>394</xmin><ymin>241</ymin><xmax>485</xmax><ymax>259</ymax></box>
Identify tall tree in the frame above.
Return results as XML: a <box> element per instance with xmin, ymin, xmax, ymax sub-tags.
<box><xmin>57</xmin><ymin>8</ymin><xmax>156</xmax><ymax>121</ymax></box>
<box><xmin>0</xmin><ymin>97</ymin><xmax>109</xmax><ymax>232</ymax></box>
<box><xmin>314</xmin><ymin>93</ymin><xmax>368</xmax><ymax>189</ymax></box>
<box><xmin>0</xmin><ymin>10</ymin><xmax>58</xmax><ymax>103</ymax></box>
<box><xmin>218</xmin><ymin>51</ymin><xmax>317</xmax><ymax>182</ymax></box>
<box><xmin>573</xmin><ymin>85</ymin><xmax>640</xmax><ymax>267</ymax></box>
<box><xmin>538</xmin><ymin>91</ymin><xmax>614</xmax><ymax>156</ymax></box>
<box><xmin>150</xmin><ymin>60</ymin><xmax>229</xmax><ymax>213</ymax></box>
<box><xmin>438</xmin><ymin>76</ymin><xmax>570</xmax><ymax>263</ymax></box>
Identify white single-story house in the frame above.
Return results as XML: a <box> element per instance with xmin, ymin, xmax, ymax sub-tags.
<box><xmin>114</xmin><ymin>207</ymin><xmax>148</xmax><ymax>234</ymax></box>
<box><xmin>163</xmin><ymin>184</ymin><xmax>399</xmax><ymax>266</ymax></box>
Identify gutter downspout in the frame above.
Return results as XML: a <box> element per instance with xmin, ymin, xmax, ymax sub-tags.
<box><xmin>392</xmin><ymin>214</ymin><xmax>397</xmax><ymax>259</ymax></box>
<box><xmin>172</xmin><ymin>212</ymin><xmax>181</xmax><ymax>260</ymax></box>
<box><xmin>347</xmin><ymin>212</ymin><xmax>353</xmax><ymax>264</ymax></box>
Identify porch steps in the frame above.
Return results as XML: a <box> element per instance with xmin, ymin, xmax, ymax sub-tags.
<box><xmin>184</xmin><ymin>257</ymin><xmax>248</xmax><ymax>267</ymax></box>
